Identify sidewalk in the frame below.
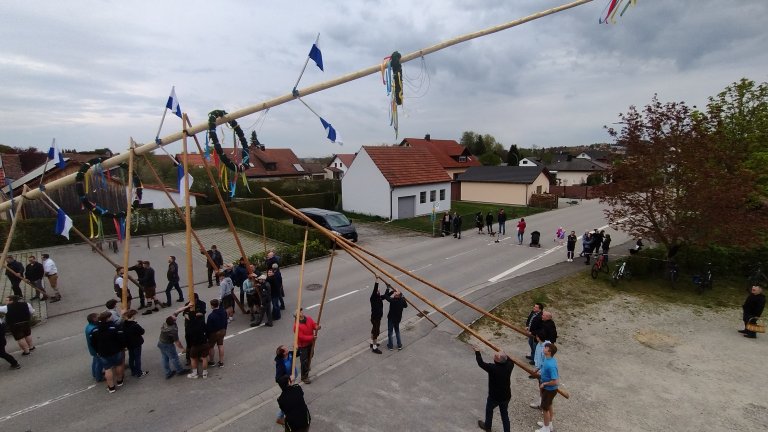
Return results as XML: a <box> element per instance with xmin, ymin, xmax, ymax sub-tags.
<box><xmin>190</xmin><ymin>257</ymin><xmax>589</xmax><ymax>432</ymax></box>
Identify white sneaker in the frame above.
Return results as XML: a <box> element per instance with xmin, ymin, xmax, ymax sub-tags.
<box><xmin>202</xmin><ymin>370</ymin><xmax>208</xmax><ymax>379</ymax></box>
<box><xmin>529</xmin><ymin>402</ymin><xmax>541</xmax><ymax>409</ymax></box>
<box><xmin>536</xmin><ymin>423</ymin><xmax>553</xmax><ymax>432</ymax></box>
<box><xmin>187</xmin><ymin>372</ymin><xmax>198</xmax><ymax>379</ymax></box>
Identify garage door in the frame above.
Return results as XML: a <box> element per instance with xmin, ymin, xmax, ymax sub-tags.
<box><xmin>397</xmin><ymin>195</ymin><xmax>415</xmax><ymax>219</ymax></box>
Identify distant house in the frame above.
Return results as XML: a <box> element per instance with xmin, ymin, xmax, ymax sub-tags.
<box><xmin>178</xmin><ymin>148</ymin><xmax>307</xmax><ymax>180</ymax></box>
<box><xmin>400</xmin><ymin>134</ymin><xmax>480</xmax><ymax>200</ymax></box>
<box><xmin>140</xmin><ymin>184</ymin><xmax>201</xmax><ymax>209</ymax></box>
<box><xmin>342</xmin><ymin>146</ymin><xmax>452</xmax><ymax>220</ymax></box>
<box><xmin>458</xmin><ymin>166</ymin><xmax>552</xmax><ymax>206</ymax></box>
<box><xmin>575</xmin><ymin>150</ymin><xmax>611</xmax><ymax>164</ymax></box>
<box><xmin>325</xmin><ymin>153</ymin><xmax>356</xmax><ymax>179</ymax></box>
<box><xmin>518</xmin><ymin>157</ymin><xmax>542</xmax><ymax>167</ymax></box>
<box><xmin>301</xmin><ymin>162</ymin><xmax>327</xmax><ymax>180</ymax></box>
<box><xmin>546</xmin><ymin>158</ymin><xmax>608</xmax><ymax>186</ymax></box>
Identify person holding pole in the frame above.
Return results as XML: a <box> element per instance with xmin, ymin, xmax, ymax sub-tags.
<box><xmin>276</xmin><ymin>375</ymin><xmax>312</xmax><ymax>432</ymax></box>
<box><xmin>0</xmin><ymin>295</ymin><xmax>36</xmax><ymax>355</ymax></box>
<box><xmin>472</xmin><ymin>344</ymin><xmax>514</xmax><ymax>432</ymax></box>
<box><xmin>41</xmin><ymin>254</ymin><xmax>62</xmax><ymax>302</ymax></box>
<box><xmin>293</xmin><ymin>308</ymin><xmax>318</xmax><ymax>383</ymax></box>
<box><xmin>535</xmin><ymin>343</ymin><xmax>560</xmax><ymax>432</ymax></box>
<box><xmin>383</xmin><ymin>285</ymin><xmax>407</xmax><ymax>351</ymax></box>
<box><xmin>128</xmin><ymin>260</ymin><xmax>147</xmax><ymax>309</ymax></box>
<box><xmin>369</xmin><ymin>281</ymin><xmax>384</xmax><ymax>354</ymax></box>
<box><xmin>5</xmin><ymin>256</ymin><xmax>24</xmax><ymax>298</ymax></box>
<box><xmin>112</xmin><ymin>267</ymin><xmax>133</xmax><ymax>309</ymax></box>
<box><xmin>252</xmin><ymin>274</ymin><xmax>273</xmax><ymax>327</ymax></box>
<box><xmin>25</xmin><ymin>256</ymin><xmax>47</xmax><ymax>301</ymax></box>
<box><xmin>201</xmin><ymin>245</ymin><xmax>223</xmax><ymax>287</ymax></box>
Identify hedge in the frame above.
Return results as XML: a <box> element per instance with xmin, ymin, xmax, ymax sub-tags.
<box><xmin>249</xmin><ymin>240</ymin><xmax>329</xmax><ymax>272</ymax></box>
<box><xmin>228</xmin><ymin>208</ymin><xmax>333</xmax><ymax>249</ymax></box>
<box><xmin>620</xmin><ymin>245</ymin><xmax>768</xmax><ymax>280</ymax></box>
<box><xmin>229</xmin><ymin>193</ymin><xmax>337</xmax><ymax>219</ymax></box>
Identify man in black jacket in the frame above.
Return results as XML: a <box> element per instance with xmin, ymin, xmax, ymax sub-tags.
<box><xmin>369</xmin><ymin>281</ymin><xmax>384</xmax><ymax>354</ymax></box>
<box><xmin>25</xmin><ymin>256</ymin><xmax>47</xmax><ymax>300</ymax></box>
<box><xmin>541</xmin><ymin>311</ymin><xmax>558</xmax><ymax>344</ymax></box>
<box><xmin>741</xmin><ymin>285</ymin><xmax>766</xmax><ymax>339</ymax></box>
<box><xmin>202</xmin><ymin>245</ymin><xmax>224</xmax><ymax>287</ymax></box>
<box><xmin>384</xmin><ymin>286</ymin><xmax>408</xmax><ymax>351</ymax></box>
<box><xmin>473</xmin><ymin>344</ymin><xmax>514</xmax><ymax>432</ymax></box>
<box><xmin>90</xmin><ymin>311</ymin><xmax>125</xmax><ymax>393</ymax></box>
<box><xmin>128</xmin><ymin>260</ymin><xmax>147</xmax><ymax>309</ymax></box>
<box><xmin>5</xmin><ymin>256</ymin><xmax>24</xmax><ymax>297</ymax></box>
<box><xmin>140</xmin><ymin>261</ymin><xmax>160</xmax><ymax>315</ymax></box>
<box><xmin>164</xmin><ymin>256</ymin><xmax>183</xmax><ymax>307</ymax></box>
<box><xmin>276</xmin><ymin>375</ymin><xmax>311</xmax><ymax>432</ymax></box>
<box><xmin>525</xmin><ymin>303</ymin><xmax>544</xmax><ymax>364</ymax></box>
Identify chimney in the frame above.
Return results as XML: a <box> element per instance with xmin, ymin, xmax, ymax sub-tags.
<box><xmin>424</xmin><ymin>134</ymin><xmax>431</xmax><ymax>141</ymax></box>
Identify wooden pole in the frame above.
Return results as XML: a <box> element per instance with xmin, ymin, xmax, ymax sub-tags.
<box><xmin>266</xmin><ymin>190</ymin><xmax>570</xmax><ymax>398</ymax></box>
<box><xmin>0</xmin><ymin>0</ymin><xmax>594</xmax><ymax>213</ymax></box>
<box><xmin>120</xmin><ymin>144</ymin><xmax>136</xmax><ymax>309</ymax></box>
<box><xmin>182</xmin><ymin>114</ymin><xmax>196</xmax><ymax>311</ymax></box>
<box><xmin>0</xmin><ymin>185</ymin><xmax>29</xmax><ymax>272</ymax></box>
<box><xmin>261</xmin><ymin>201</ymin><xmax>267</xmax><ymax>255</ymax></box>
<box><xmin>307</xmin><ymin>241</ymin><xmax>336</xmax><ymax>366</ymax></box>
<box><xmin>289</xmin><ymin>228</ymin><xmax>309</xmax><ymax>383</ymax></box>
<box><xmin>37</xmin><ymin>193</ymin><xmax>141</xmax><ymax>289</ymax></box>
<box><xmin>3</xmin><ymin>265</ymin><xmax>46</xmax><ymax>296</ymax></box>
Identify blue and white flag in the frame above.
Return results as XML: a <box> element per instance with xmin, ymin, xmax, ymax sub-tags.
<box><xmin>308</xmin><ymin>39</ymin><xmax>324</xmax><ymax>71</ymax></box>
<box><xmin>319</xmin><ymin>117</ymin><xmax>342</xmax><ymax>144</ymax></box>
<box><xmin>177</xmin><ymin>163</ymin><xmax>194</xmax><ymax>201</ymax></box>
<box><xmin>166</xmin><ymin>86</ymin><xmax>182</xmax><ymax>118</ymax></box>
<box><xmin>47</xmin><ymin>139</ymin><xmax>66</xmax><ymax>169</ymax></box>
<box><xmin>55</xmin><ymin>208</ymin><xmax>73</xmax><ymax>240</ymax></box>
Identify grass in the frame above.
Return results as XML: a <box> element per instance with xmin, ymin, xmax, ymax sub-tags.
<box><xmin>388</xmin><ymin>201</ymin><xmax>548</xmax><ymax>235</ymax></box>
<box><xmin>460</xmin><ymin>269</ymin><xmax>747</xmax><ymax>341</ymax></box>
<box><xmin>341</xmin><ymin>210</ymin><xmax>387</xmax><ymax>223</ymax></box>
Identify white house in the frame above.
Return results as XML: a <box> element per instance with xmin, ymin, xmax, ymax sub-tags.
<box><xmin>325</xmin><ymin>153</ymin><xmax>356</xmax><ymax>179</ymax></box>
<box><xmin>342</xmin><ymin>146</ymin><xmax>452</xmax><ymax>220</ymax></box>
<box><xmin>459</xmin><ymin>166</ymin><xmax>552</xmax><ymax>206</ymax></box>
<box><xmin>518</xmin><ymin>157</ymin><xmax>542</xmax><ymax>167</ymax></box>
<box><xmin>546</xmin><ymin>158</ymin><xmax>608</xmax><ymax>186</ymax></box>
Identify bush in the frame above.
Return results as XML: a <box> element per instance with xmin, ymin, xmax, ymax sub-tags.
<box><xmin>248</xmin><ymin>240</ymin><xmax>329</xmax><ymax>271</ymax></box>
<box><xmin>229</xmin><ymin>193</ymin><xmax>337</xmax><ymax>219</ymax></box>
<box><xmin>228</xmin><ymin>208</ymin><xmax>333</xmax><ymax>248</ymax></box>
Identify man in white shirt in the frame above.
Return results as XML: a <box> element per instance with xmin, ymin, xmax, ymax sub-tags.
<box><xmin>42</xmin><ymin>254</ymin><xmax>61</xmax><ymax>302</ymax></box>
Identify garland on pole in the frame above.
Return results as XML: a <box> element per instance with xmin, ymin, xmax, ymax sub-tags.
<box><xmin>208</xmin><ymin>109</ymin><xmax>252</xmax><ymax>195</ymax></box>
<box><xmin>75</xmin><ymin>157</ymin><xmax>143</xmax><ymax>238</ymax></box>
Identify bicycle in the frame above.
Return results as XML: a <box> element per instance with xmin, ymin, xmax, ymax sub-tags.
<box><xmin>591</xmin><ymin>253</ymin><xmax>610</xmax><ymax>279</ymax></box>
<box><xmin>611</xmin><ymin>260</ymin><xmax>631</xmax><ymax>286</ymax></box>
<box><xmin>693</xmin><ymin>262</ymin><xmax>713</xmax><ymax>294</ymax></box>
<box><xmin>666</xmin><ymin>260</ymin><xmax>679</xmax><ymax>289</ymax></box>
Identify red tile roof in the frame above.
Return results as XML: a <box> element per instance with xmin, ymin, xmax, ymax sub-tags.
<box><xmin>333</xmin><ymin>153</ymin><xmax>356</xmax><ymax>168</ymax></box>
<box><xmin>363</xmin><ymin>146</ymin><xmax>451</xmax><ymax>187</ymax></box>
<box><xmin>0</xmin><ymin>153</ymin><xmax>25</xmax><ymax>181</ymax></box>
<box><xmin>176</xmin><ymin>148</ymin><xmax>307</xmax><ymax>178</ymax></box>
<box><xmin>400</xmin><ymin>138</ymin><xmax>480</xmax><ymax>169</ymax></box>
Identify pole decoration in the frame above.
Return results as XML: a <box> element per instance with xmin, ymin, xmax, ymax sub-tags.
<box><xmin>208</xmin><ymin>109</ymin><xmax>250</xmax><ymax>173</ymax></box>
<box><xmin>75</xmin><ymin>157</ymin><xmax>143</xmax><ymax>221</ymax></box>
<box><xmin>381</xmin><ymin>51</ymin><xmax>403</xmax><ymax>138</ymax></box>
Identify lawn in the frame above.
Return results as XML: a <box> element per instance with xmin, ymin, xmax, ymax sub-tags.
<box><xmin>389</xmin><ymin>201</ymin><xmax>548</xmax><ymax>235</ymax></box>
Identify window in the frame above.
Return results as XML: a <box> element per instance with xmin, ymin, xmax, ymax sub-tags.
<box><xmin>458</xmin><ymin>156</ymin><xmax>467</xmax><ymax>162</ymax></box>
<box><xmin>419</xmin><ymin>191</ymin><xmax>426</xmax><ymax>204</ymax></box>
<box><xmin>536</xmin><ymin>185</ymin><xmax>542</xmax><ymax>194</ymax></box>
<box><xmin>439</xmin><ymin>189</ymin><xmax>445</xmax><ymax>200</ymax></box>
<box><xmin>265</xmin><ymin>162</ymin><xmax>277</xmax><ymax>171</ymax></box>
<box><xmin>430</xmin><ymin>190</ymin><xmax>436</xmax><ymax>202</ymax></box>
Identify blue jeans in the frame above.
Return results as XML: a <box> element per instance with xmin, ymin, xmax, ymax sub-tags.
<box><xmin>91</xmin><ymin>355</ymin><xmax>103</xmax><ymax>381</ymax></box>
<box><xmin>498</xmin><ymin>222</ymin><xmax>506</xmax><ymax>235</ymax></box>
<box><xmin>517</xmin><ymin>231</ymin><xmax>524</xmax><ymax>244</ymax></box>
<box><xmin>387</xmin><ymin>319</ymin><xmax>402</xmax><ymax>349</ymax></box>
<box><xmin>485</xmin><ymin>396</ymin><xmax>510</xmax><ymax>432</ymax></box>
<box><xmin>528</xmin><ymin>336</ymin><xmax>536</xmax><ymax>360</ymax></box>
<box><xmin>157</xmin><ymin>342</ymin><xmax>183</xmax><ymax>376</ymax></box>
<box><xmin>128</xmin><ymin>346</ymin><xmax>143</xmax><ymax>376</ymax></box>
<box><xmin>271</xmin><ymin>297</ymin><xmax>281</xmax><ymax>320</ymax></box>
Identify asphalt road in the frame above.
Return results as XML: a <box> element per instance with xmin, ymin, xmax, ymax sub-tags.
<box><xmin>0</xmin><ymin>199</ymin><xmax>628</xmax><ymax>431</ymax></box>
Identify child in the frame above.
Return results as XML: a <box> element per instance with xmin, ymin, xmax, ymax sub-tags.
<box><xmin>529</xmin><ymin>331</ymin><xmax>550</xmax><ymax>409</ymax></box>
<box><xmin>122</xmin><ymin>309</ymin><xmax>148</xmax><ymax>378</ymax></box>
<box><xmin>554</xmin><ymin>227</ymin><xmax>565</xmax><ymax>245</ymax></box>
<box><xmin>566</xmin><ymin>231</ymin><xmax>577</xmax><ymax>262</ymax></box>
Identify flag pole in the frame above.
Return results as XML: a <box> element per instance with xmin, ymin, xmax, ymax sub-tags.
<box><xmin>155</xmin><ymin>87</ymin><xmax>181</xmax><ymax>165</ymax></box>
<box><xmin>292</xmin><ymin>33</ymin><xmax>320</xmax><ymax>95</ymax></box>
<box><xmin>37</xmin><ymin>138</ymin><xmax>54</xmax><ymax>189</ymax></box>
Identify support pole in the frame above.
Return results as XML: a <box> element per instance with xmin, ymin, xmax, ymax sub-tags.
<box><xmin>289</xmin><ymin>228</ymin><xmax>309</xmax><ymax>383</ymax></box>
<box><xmin>1</xmin><ymin>0</ymin><xmax>594</xmax><ymax>213</ymax></box>
<box><xmin>120</xmin><ymin>144</ymin><xmax>136</xmax><ymax>309</ymax></box>
<box><xmin>182</xmin><ymin>114</ymin><xmax>196</xmax><ymax>311</ymax></box>
<box><xmin>266</xmin><ymin>190</ymin><xmax>570</xmax><ymax>398</ymax></box>
<box><xmin>0</xmin><ymin>185</ymin><xmax>29</xmax><ymax>272</ymax></box>
<box><xmin>307</xmin><ymin>241</ymin><xmax>336</xmax><ymax>366</ymax></box>
<box><xmin>261</xmin><ymin>201</ymin><xmax>267</xmax><ymax>255</ymax></box>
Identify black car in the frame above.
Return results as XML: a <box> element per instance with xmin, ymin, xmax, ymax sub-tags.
<box><xmin>293</xmin><ymin>208</ymin><xmax>358</xmax><ymax>242</ymax></box>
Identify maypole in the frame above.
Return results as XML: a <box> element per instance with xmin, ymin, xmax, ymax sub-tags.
<box><xmin>119</xmin><ymin>143</ymin><xmax>136</xmax><ymax>309</ymax></box>
<box><xmin>0</xmin><ymin>0</ymin><xmax>594</xmax><ymax>213</ymax></box>
<box><xmin>182</xmin><ymin>114</ymin><xmax>196</xmax><ymax>310</ymax></box>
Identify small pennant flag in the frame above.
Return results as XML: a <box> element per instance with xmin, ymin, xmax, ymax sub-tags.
<box><xmin>55</xmin><ymin>208</ymin><xmax>73</xmax><ymax>240</ymax></box>
<box><xmin>319</xmin><ymin>117</ymin><xmax>342</xmax><ymax>144</ymax></box>
<box><xmin>47</xmin><ymin>139</ymin><xmax>66</xmax><ymax>169</ymax></box>
<box><xmin>166</xmin><ymin>86</ymin><xmax>182</xmax><ymax>118</ymax></box>
<box><xmin>308</xmin><ymin>39</ymin><xmax>324</xmax><ymax>71</ymax></box>
<box><xmin>177</xmin><ymin>163</ymin><xmax>194</xmax><ymax>201</ymax></box>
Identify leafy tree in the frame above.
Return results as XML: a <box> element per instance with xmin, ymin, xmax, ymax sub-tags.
<box><xmin>459</xmin><ymin>131</ymin><xmax>477</xmax><ymax>150</ymax></box>
<box><xmin>599</xmin><ymin>95</ymin><xmax>767</xmax><ymax>254</ymax></box>
<box><xmin>478</xmin><ymin>151</ymin><xmax>502</xmax><ymax>166</ymax></box>
<box><xmin>474</xmin><ymin>135</ymin><xmax>486</xmax><ymax>156</ymax></box>
<box><xmin>507</xmin><ymin>144</ymin><xmax>521</xmax><ymax>166</ymax></box>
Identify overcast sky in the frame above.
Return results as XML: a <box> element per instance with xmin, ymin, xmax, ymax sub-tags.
<box><xmin>1</xmin><ymin>0</ymin><xmax>767</xmax><ymax>158</ymax></box>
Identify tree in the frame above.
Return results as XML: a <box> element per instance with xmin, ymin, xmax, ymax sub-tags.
<box><xmin>460</xmin><ymin>131</ymin><xmax>477</xmax><ymax>151</ymax></box>
<box><xmin>599</xmin><ymin>95</ymin><xmax>767</xmax><ymax>254</ymax></box>
<box><xmin>474</xmin><ymin>135</ymin><xmax>486</xmax><ymax>156</ymax></box>
<box><xmin>507</xmin><ymin>144</ymin><xmax>521</xmax><ymax>166</ymax></box>
<box><xmin>478</xmin><ymin>152</ymin><xmax>502</xmax><ymax>166</ymax></box>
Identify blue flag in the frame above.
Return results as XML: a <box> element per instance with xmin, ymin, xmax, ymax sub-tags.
<box><xmin>319</xmin><ymin>117</ymin><xmax>342</xmax><ymax>144</ymax></box>
<box><xmin>177</xmin><ymin>163</ymin><xmax>194</xmax><ymax>202</ymax></box>
<box><xmin>47</xmin><ymin>139</ymin><xmax>66</xmax><ymax>169</ymax></box>
<box><xmin>55</xmin><ymin>208</ymin><xmax>73</xmax><ymax>240</ymax></box>
<box><xmin>308</xmin><ymin>42</ymin><xmax>323</xmax><ymax>71</ymax></box>
<box><xmin>166</xmin><ymin>86</ymin><xmax>182</xmax><ymax>118</ymax></box>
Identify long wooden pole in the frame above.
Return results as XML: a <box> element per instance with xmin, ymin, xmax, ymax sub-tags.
<box><xmin>37</xmin><ymin>193</ymin><xmax>142</xmax><ymax>289</ymax></box>
<box><xmin>0</xmin><ymin>185</ymin><xmax>29</xmax><ymax>273</ymax></box>
<box><xmin>306</xmin><ymin>241</ymin><xmax>336</xmax><ymax>367</ymax></box>
<box><xmin>261</xmin><ymin>201</ymin><xmax>267</xmax><ymax>255</ymax></box>
<box><xmin>289</xmin><ymin>228</ymin><xmax>310</xmax><ymax>383</ymax></box>
<box><xmin>267</xmin><ymin>190</ymin><xmax>570</xmax><ymax>398</ymax></box>
<box><xmin>182</xmin><ymin>114</ymin><xmax>196</xmax><ymax>311</ymax></box>
<box><xmin>0</xmin><ymin>0</ymin><xmax>594</xmax><ymax>213</ymax></box>
<box><xmin>120</xmin><ymin>144</ymin><xmax>136</xmax><ymax>309</ymax></box>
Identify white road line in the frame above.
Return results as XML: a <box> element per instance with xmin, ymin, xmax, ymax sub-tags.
<box><xmin>445</xmin><ymin>248</ymin><xmax>478</xmax><ymax>260</ymax></box>
<box><xmin>305</xmin><ymin>289</ymin><xmax>360</xmax><ymax>310</ymax></box>
<box><xmin>0</xmin><ymin>384</ymin><xmax>97</xmax><ymax>423</ymax></box>
<box><xmin>487</xmin><ymin>236</ymin><xmax>512</xmax><ymax>245</ymax></box>
<box><xmin>488</xmin><ymin>245</ymin><xmax>563</xmax><ymax>283</ymax></box>
<box><xmin>394</xmin><ymin>264</ymin><xmax>433</xmax><ymax>279</ymax></box>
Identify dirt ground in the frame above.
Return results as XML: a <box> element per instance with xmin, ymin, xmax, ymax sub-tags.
<box><xmin>476</xmin><ymin>293</ymin><xmax>768</xmax><ymax>432</ymax></box>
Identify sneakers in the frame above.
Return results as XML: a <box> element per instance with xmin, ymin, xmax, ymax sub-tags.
<box><xmin>217</xmin><ymin>362</ymin><xmax>224</xmax><ymax>368</ymax></box>
<box><xmin>276</xmin><ymin>418</ymin><xmax>285</xmax><ymax>426</ymax></box>
<box><xmin>372</xmin><ymin>348</ymin><xmax>382</xmax><ymax>354</ymax></box>
<box><xmin>165</xmin><ymin>371</ymin><xmax>176</xmax><ymax>379</ymax></box>
<box><xmin>136</xmin><ymin>371</ymin><xmax>149</xmax><ymax>378</ymax></box>
<box><xmin>152</xmin><ymin>307</ymin><xmax>160</xmax><ymax>312</ymax></box>
<box><xmin>529</xmin><ymin>402</ymin><xmax>541</xmax><ymax>409</ymax></box>
<box><xmin>162</xmin><ymin>303</ymin><xmax>171</xmax><ymax>308</ymax></box>
<box><xmin>301</xmin><ymin>377</ymin><xmax>311</xmax><ymax>384</ymax></box>
<box><xmin>50</xmin><ymin>295</ymin><xmax>61</xmax><ymax>303</ymax></box>
<box><xmin>107</xmin><ymin>386</ymin><xmax>116</xmax><ymax>394</ymax></box>
<box><xmin>21</xmin><ymin>351</ymin><xmax>31</xmax><ymax>356</ymax></box>
<box><xmin>187</xmin><ymin>372</ymin><xmax>199</xmax><ymax>379</ymax></box>
<box><xmin>537</xmin><ymin>421</ymin><xmax>554</xmax><ymax>431</ymax></box>
<box><xmin>202</xmin><ymin>370</ymin><xmax>208</xmax><ymax>379</ymax></box>
<box><xmin>29</xmin><ymin>346</ymin><xmax>35</xmax><ymax>351</ymax></box>
<box><xmin>525</xmin><ymin>355</ymin><xmax>533</xmax><ymax>360</ymax></box>
<box><xmin>116</xmin><ymin>380</ymin><xmax>124</xmax><ymax>387</ymax></box>
<box><xmin>387</xmin><ymin>345</ymin><xmax>393</xmax><ymax>351</ymax></box>
<box><xmin>397</xmin><ymin>346</ymin><xmax>403</xmax><ymax>351</ymax></box>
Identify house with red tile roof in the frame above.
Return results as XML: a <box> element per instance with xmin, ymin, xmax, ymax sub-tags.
<box><xmin>325</xmin><ymin>153</ymin><xmax>356</xmax><ymax>179</ymax></box>
<box><xmin>399</xmin><ymin>135</ymin><xmax>480</xmax><ymax>179</ymax></box>
<box><xmin>0</xmin><ymin>153</ymin><xmax>26</xmax><ymax>187</ymax></box>
<box><xmin>176</xmin><ymin>148</ymin><xmax>307</xmax><ymax>180</ymax></box>
<box><xmin>342</xmin><ymin>146</ymin><xmax>451</xmax><ymax>220</ymax></box>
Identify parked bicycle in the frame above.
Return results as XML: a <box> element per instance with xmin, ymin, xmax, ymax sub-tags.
<box><xmin>693</xmin><ymin>262</ymin><xmax>713</xmax><ymax>294</ymax></box>
<box><xmin>591</xmin><ymin>253</ymin><xmax>610</xmax><ymax>279</ymax></box>
<box><xmin>611</xmin><ymin>260</ymin><xmax>631</xmax><ymax>286</ymax></box>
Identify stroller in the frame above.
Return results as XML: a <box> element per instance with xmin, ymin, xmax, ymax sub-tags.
<box><xmin>529</xmin><ymin>231</ymin><xmax>541</xmax><ymax>248</ymax></box>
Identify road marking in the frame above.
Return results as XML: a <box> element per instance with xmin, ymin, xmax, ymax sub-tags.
<box><xmin>445</xmin><ymin>248</ymin><xmax>478</xmax><ymax>260</ymax></box>
<box><xmin>0</xmin><ymin>384</ymin><xmax>97</xmax><ymax>423</ymax></box>
<box><xmin>487</xmin><ymin>236</ymin><xmax>511</xmax><ymax>245</ymax></box>
<box><xmin>394</xmin><ymin>263</ymin><xmax>432</xmax><ymax>279</ymax></box>
<box><xmin>488</xmin><ymin>245</ymin><xmax>563</xmax><ymax>283</ymax></box>
<box><xmin>306</xmin><ymin>289</ymin><xmax>360</xmax><ymax>310</ymax></box>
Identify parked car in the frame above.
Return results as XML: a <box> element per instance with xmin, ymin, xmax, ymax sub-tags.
<box><xmin>293</xmin><ymin>208</ymin><xmax>358</xmax><ymax>242</ymax></box>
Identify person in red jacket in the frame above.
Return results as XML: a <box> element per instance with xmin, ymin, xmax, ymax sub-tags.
<box><xmin>516</xmin><ymin>218</ymin><xmax>527</xmax><ymax>245</ymax></box>
<box><xmin>293</xmin><ymin>308</ymin><xmax>320</xmax><ymax>384</ymax></box>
